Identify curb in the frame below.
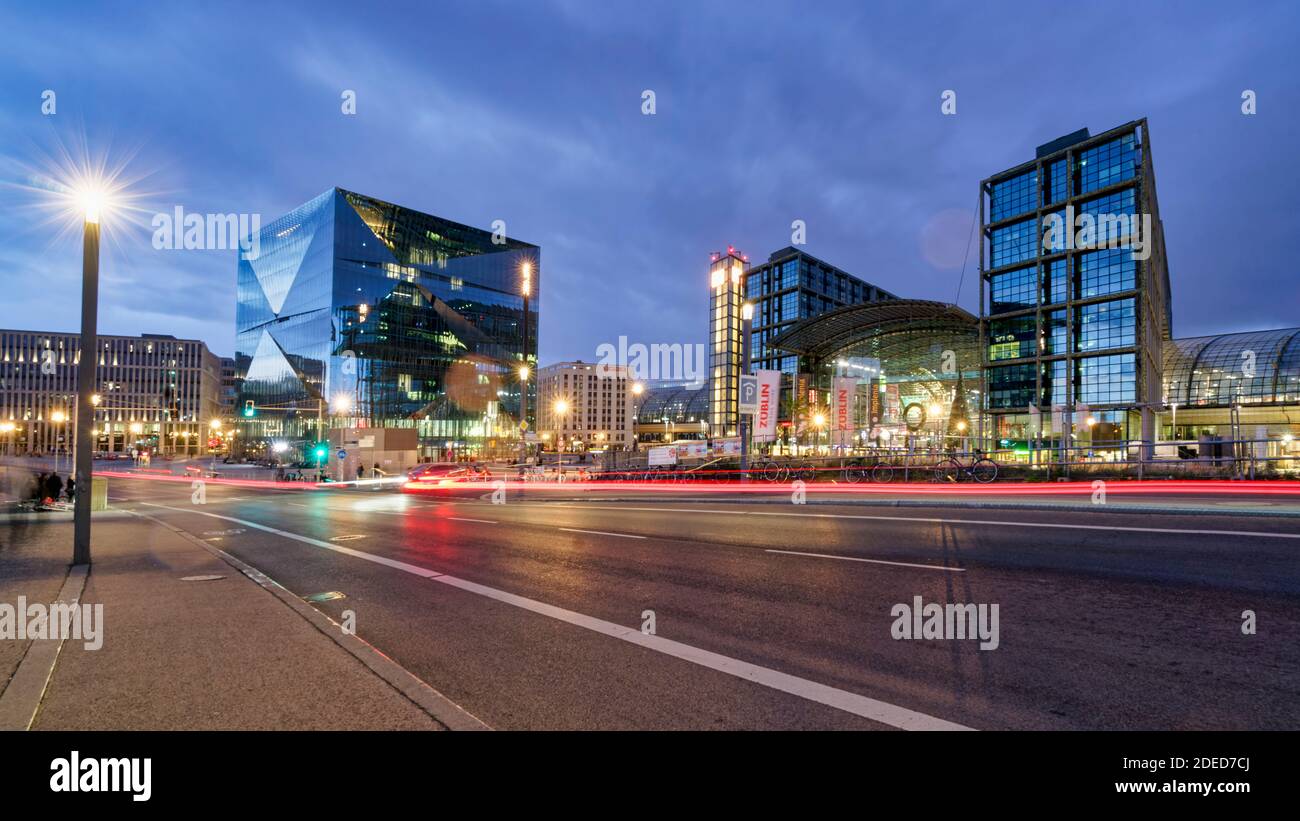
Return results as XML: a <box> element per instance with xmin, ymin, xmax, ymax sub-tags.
<box><xmin>131</xmin><ymin>511</ymin><xmax>491</xmax><ymax>731</ymax></box>
<box><xmin>0</xmin><ymin>510</ymin><xmax>134</xmax><ymax>523</ymax></box>
<box><xmin>0</xmin><ymin>564</ymin><xmax>89</xmax><ymax>730</ymax></box>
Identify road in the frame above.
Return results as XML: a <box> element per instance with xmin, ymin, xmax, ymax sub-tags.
<box><xmin>102</xmin><ymin>476</ymin><xmax>1300</xmax><ymax>730</ymax></box>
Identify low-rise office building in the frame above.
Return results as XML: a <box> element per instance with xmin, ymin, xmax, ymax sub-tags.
<box><xmin>537</xmin><ymin>361</ymin><xmax>636</xmax><ymax>451</ymax></box>
<box><xmin>0</xmin><ymin>330</ymin><xmax>222</xmax><ymax>456</ymax></box>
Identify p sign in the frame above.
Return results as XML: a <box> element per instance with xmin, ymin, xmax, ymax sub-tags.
<box><xmin>739</xmin><ymin>374</ymin><xmax>759</xmax><ymax>414</ymax></box>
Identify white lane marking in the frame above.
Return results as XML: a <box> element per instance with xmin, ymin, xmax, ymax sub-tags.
<box><xmin>558</xmin><ymin>527</ymin><xmax>646</xmax><ymax>540</ymax></box>
<box><xmin>448</xmin><ymin>517</ymin><xmax>497</xmax><ymax>524</ymax></box>
<box><xmin>532</xmin><ymin>503</ymin><xmax>1300</xmax><ymax>540</ymax></box>
<box><xmin>141</xmin><ymin>503</ymin><xmax>442</xmax><ymax>578</ymax></box>
<box><xmin>139</xmin><ymin>502</ymin><xmax>969</xmax><ymax>731</ymax></box>
<box><xmin>766</xmin><ymin>549</ymin><xmax>966</xmax><ymax>572</ymax></box>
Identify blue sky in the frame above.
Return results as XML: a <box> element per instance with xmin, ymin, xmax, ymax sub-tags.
<box><xmin>1</xmin><ymin>0</ymin><xmax>1297</xmax><ymax>360</ymax></box>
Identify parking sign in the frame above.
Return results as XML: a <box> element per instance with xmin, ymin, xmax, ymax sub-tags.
<box><xmin>739</xmin><ymin>374</ymin><xmax>759</xmax><ymax>414</ymax></box>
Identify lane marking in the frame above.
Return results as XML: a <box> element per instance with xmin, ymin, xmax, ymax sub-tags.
<box><xmin>329</xmin><ymin>534</ymin><xmax>368</xmax><ymax>542</ymax></box>
<box><xmin>558</xmin><ymin>527</ymin><xmax>646</xmax><ymax>540</ymax></box>
<box><xmin>530</xmin><ymin>503</ymin><xmax>1300</xmax><ymax>540</ymax></box>
<box><xmin>766</xmin><ymin>549</ymin><xmax>966</xmax><ymax>572</ymax></box>
<box><xmin>448</xmin><ymin>517</ymin><xmax>497</xmax><ymax>524</ymax></box>
<box><xmin>139</xmin><ymin>502</ymin><xmax>969</xmax><ymax>731</ymax></box>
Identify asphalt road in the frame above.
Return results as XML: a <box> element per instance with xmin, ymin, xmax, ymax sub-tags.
<box><xmin>103</xmin><ymin>477</ymin><xmax>1300</xmax><ymax>730</ymax></box>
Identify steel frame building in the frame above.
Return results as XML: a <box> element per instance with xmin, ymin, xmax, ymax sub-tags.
<box><xmin>979</xmin><ymin>119</ymin><xmax>1171</xmax><ymax>450</ymax></box>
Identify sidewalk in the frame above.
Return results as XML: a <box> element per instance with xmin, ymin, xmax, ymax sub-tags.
<box><xmin>0</xmin><ymin>515</ymin><xmax>467</xmax><ymax>730</ymax></box>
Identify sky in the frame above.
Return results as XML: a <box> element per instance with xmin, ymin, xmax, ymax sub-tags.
<box><xmin>0</xmin><ymin>0</ymin><xmax>1297</xmax><ymax>362</ymax></box>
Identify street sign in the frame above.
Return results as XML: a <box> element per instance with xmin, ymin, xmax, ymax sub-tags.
<box><xmin>738</xmin><ymin>374</ymin><xmax>759</xmax><ymax>414</ymax></box>
<box><xmin>519</xmin><ymin>420</ymin><xmax>529</xmax><ymax>431</ymax></box>
<box><xmin>337</xmin><ymin>449</ymin><xmax>347</xmax><ymax>460</ymax></box>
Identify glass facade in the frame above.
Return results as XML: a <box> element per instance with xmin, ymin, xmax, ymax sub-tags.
<box><xmin>981</xmin><ymin>121</ymin><xmax>1169</xmax><ymax>447</ymax></box>
<box><xmin>235</xmin><ymin>188</ymin><xmax>538</xmax><ymax>457</ymax></box>
<box><xmin>1163</xmin><ymin>328</ymin><xmax>1300</xmax><ymax>407</ymax></box>
<box><xmin>742</xmin><ymin>247</ymin><xmax>896</xmax><ymax>378</ymax></box>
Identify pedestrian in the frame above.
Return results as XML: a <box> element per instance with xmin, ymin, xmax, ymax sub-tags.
<box><xmin>31</xmin><ymin>472</ymin><xmax>46</xmax><ymax>502</ymax></box>
<box><xmin>65</xmin><ymin>477</ymin><xmax>76</xmax><ymax>502</ymax></box>
<box><xmin>45</xmin><ymin>472</ymin><xmax>64</xmax><ymax>502</ymax></box>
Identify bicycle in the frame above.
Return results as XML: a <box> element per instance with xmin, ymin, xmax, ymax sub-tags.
<box><xmin>933</xmin><ymin>450</ymin><xmax>998</xmax><ymax>484</ymax></box>
<box><xmin>760</xmin><ymin>459</ymin><xmax>790</xmax><ymax>483</ymax></box>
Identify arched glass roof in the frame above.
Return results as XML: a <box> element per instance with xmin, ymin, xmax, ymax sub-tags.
<box><xmin>1162</xmin><ymin>327</ymin><xmax>1300</xmax><ymax>407</ymax></box>
<box><xmin>769</xmin><ymin>299</ymin><xmax>979</xmax><ymax>361</ymax></box>
<box><xmin>636</xmin><ymin>384</ymin><xmax>710</xmax><ymax>424</ymax></box>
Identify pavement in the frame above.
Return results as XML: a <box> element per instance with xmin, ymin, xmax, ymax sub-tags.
<box><xmin>0</xmin><ymin>512</ymin><xmax>466</xmax><ymax>730</ymax></box>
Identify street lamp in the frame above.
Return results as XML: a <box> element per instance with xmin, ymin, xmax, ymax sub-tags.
<box><xmin>72</xmin><ymin>184</ymin><xmax>107</xmax><ymax>564</ymax></box>
<box><xmin>928</xmin><ymin>402</ymin><xmax>944</xmax><ymax>450</ymax></box>
<box><xmin>630</xmin><ymin>381</ymin><xmax>644</xmax><ymax>452</ymax></box>
<box><xmin>518</xmin><ymin>365</ymin><xmax>531</xmax><ymax>464</ymax></box>
<box><xmin>520</xmin><ymin>259</ymin><xmax>533</xmax><ymax>459</ymax></box>
<box><xmin>0</xmin><ymin>421</ymin><xmax>14</xmax><ymax>456</ymax></box>
<box><xmin>51</xmin><ymin>410</ymin><xmax>67</xmax><ymax>472</ymax></box>
<box><xmin>553</xmin><ymin>398</ymin><xmax>569</xmax><ymax>471</ymax></box>
<box><xmin>812</xmin><ymin>412</ymin><xmax>826</xmax><ymax>456</ymax></box>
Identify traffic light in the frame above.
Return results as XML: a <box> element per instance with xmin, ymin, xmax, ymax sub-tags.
<box><xmin>242</xmin><ymin>400</ymin><xmax>255</xmax><ymax>418</ymax></box>
<box><xmin>312</xmin><ymin>442</ymin><xmax>328</xmax><ymax>462</ymax></box>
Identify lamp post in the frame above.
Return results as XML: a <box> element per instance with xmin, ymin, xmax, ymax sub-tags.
<box><xmin>630</xmin><ymin>381</ymin><xmax>643</xmax><ymax>453</ymax></box>
<box><xmin>518</xmin><ymin>365</ymin><xmax>530</xmax><ymax>464</ymax></box>
<box><xmin>51</xmin><ymin>409</ymin><xmax>67</xmax><ymax>473</ymax></box>
<box><xmin>73</xmin><ymin>189</ymin><xmax>102</xmax><ymax>565</ymax></box>
<box><xmin>812</xmin><ymin>413</ymin><xmax>827</xmax><ymax>457</ymax></box>
<box><xmin>520</xmin><ymin>261</ymin><xmax>532</xmax><ymax>463</ymax></box>
<box><xmin>553</xmin><ymin>398</ymin><xmax>568</xmax><ymax>473</ymax></box>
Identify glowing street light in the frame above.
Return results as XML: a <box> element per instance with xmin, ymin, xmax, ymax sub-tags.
<box><xmin>331</xmin><ymin>393</ymin><xmax>352</xmax><ymax>414</ymax></box>
<box><xmin>209</xmin><ymin>419</ymin><xmax>223</xmax><ymax>431</ymax></box>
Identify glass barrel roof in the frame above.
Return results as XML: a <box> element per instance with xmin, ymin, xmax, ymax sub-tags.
<box><xmin>1162</xmin><ymin>327</ymin><xmax>1300</xmax><ymax>407</ymax></box>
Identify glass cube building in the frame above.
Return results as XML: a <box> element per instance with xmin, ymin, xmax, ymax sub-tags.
<box><xmin>235</xmin><ymin>188</ymin><xmax>538</xmax><ymax>459</ymax></box>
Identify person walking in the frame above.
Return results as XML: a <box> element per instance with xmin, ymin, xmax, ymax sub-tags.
<box><xmin>65</xmin><ymin>476</ymin><xmax>76</xmax><ymax>502</ymax></box>
<box><xmin>31</xmin><ymin>472</ymin><xmax>46</xmax><ymax>502</ymax></box>
<box><xmin>45</xmin><ymin>472</ymin><xmax>64</xmax><ymax>502</ymax></box>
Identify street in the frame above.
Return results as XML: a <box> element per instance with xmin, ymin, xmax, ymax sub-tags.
<box><xmin>96</xmin><ymin>476</ymin><xmax>1300</xmax><ymax>731</ymax></box>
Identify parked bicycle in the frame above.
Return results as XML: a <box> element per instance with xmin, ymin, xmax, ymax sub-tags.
<box><xmin>933</xmin><ymin>450</ymin><xmax>998</xmax><ymax>483</ymax></box>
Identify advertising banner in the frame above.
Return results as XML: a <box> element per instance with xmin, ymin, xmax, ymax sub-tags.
<box><xmin>754</xmin><ymin>369</ymin><xmax>781</xmax><ymax>443</ymax></box>
<box><xmin>832</xmin><ymin>377</ymin><xmax>855</xmax><ymax>446</ymax></box>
